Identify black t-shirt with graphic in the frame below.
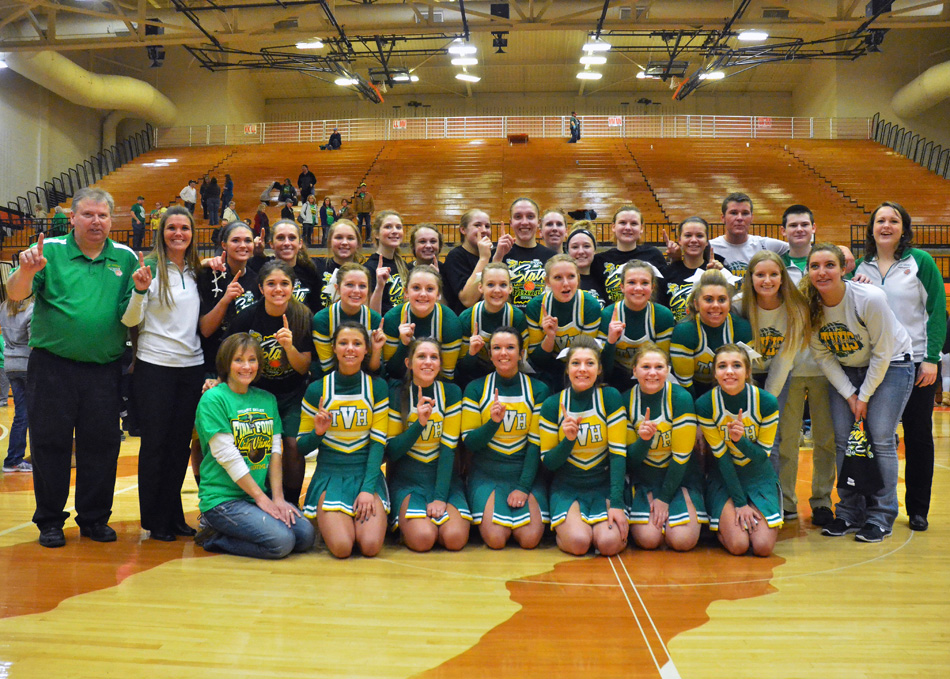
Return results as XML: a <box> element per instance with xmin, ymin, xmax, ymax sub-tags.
<box><xmin>227</xmin><ymin>301</ymin><xmax>314</xmax><ymax>396</ymax></box>
<box><xmin>366</xmin><ymin>252</ymin><xmax>406</xmax><ymax>317</ymax></box>
<box><xmin>198</xmin><ymin>264</ymin><xmax>260</xmax><ymax>372</ymax></box>
<box><xmin>502</xmin><ymin>243</ymin><xmax>557</xmax><ymax>310</ymax></box>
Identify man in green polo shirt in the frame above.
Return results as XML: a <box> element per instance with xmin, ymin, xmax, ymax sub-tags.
<box><xmin>7</xmin><ymin>187</ymin><xmax>152</xmax><ymax>548</ymax></box>
<box><xmin>131</xmin><ymin>195</ymin><xmax>147</xmax><ymax>251</ymax></box>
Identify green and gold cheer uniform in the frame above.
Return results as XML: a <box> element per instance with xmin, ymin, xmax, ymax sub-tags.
<box><xmin>196</xmin><ymin>384</ymin><xmax>281</xmax><ymax>513</ymax></box>
<box><xmin>457</xmin><ymin>301</ymin><xmax>528</xmax><ymax>389</ymax></box>
<box><xmin>462</xmin><ymin>373</ymin><xmax>551</xmax><ymax>527</ymax></box>
<box><xmin>386</xmin><ymin>380</ymin><xmax>471</xmax><ymax>529</ymax></box>
<box><xmin>624</xmin><ymin>383</ymin><xmax>707</xmax><ymax>526</ymax></box>
<box><xmin>383</xmin><ymin>302</ymin><xmax>463</xmax><ymax>381</ymax></box>
<box><xmin>696</xmin><ymin>384</ymin><xmax>782</xmax><ymax>531</ymax></box>
<box><xmin>299</xmin><ymin>371</ymin><xmax>390</xmax><ymax>518</ymax></box>
<box><xmin>312</xmin><ymin>302</ymin><xmax>383</xmax><ymax>375</ymax></box>
<box><xmin>670</xmin><ymin>313</ymin><xmax>752</xmax><ymax>398</ymax></box>
<box><xmin>526</xmin><ymin>291</ymin><xmax>602</xmax><ymax>391</ymax></box>
<box><xmin>600</xmin><ymin>301</ymin><xmax>675</xmax><ymax>392</ymax></box>
<box><xmin>539</xmin><ymin>386</ymin><xmax>627</xmax><ymax>527</ymax></box>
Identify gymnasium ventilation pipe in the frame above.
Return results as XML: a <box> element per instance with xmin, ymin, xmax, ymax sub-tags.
<box><xmin>891</xmin><ymin>61</ymin><xmax>950</xmax><ymax>118</ymax></box>
<box><xmin>3</xmin><ymin>50</ymin><xmax>177</xmax><ymax>148</ymax></box>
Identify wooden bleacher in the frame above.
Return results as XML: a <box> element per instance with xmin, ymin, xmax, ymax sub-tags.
<box><xmin>785</xmin><ymin>139</ymin><xmax>950</xmax><ymax>224</ymax></box>
<box><xmin>19</xmin><ymin>137</ymin><xmax>945</xmax><ymax>266</ymax></box>
<box><xmin>627</xmin><ymin>139</ymin><xmax>869</xmax><ymax>244</ymax></box>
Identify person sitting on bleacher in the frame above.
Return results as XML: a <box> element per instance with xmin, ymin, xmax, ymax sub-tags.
<box><xmin>320</xmin><ymin>128</ymin><xmax>342</xmax><ymax>151</ymax></box>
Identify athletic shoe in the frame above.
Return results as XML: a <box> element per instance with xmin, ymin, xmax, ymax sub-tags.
<box><xmin>194</xmin><ymin>525</ymin><xmax>219</xmax><ymax>547</ymax></box>
<box><xmin>821</xmin><ymin>518</ymin><xmax>860</xmax><ymax>537</ymax></box>
<box><xmin>79</xmin><ymin>523</ymin><xmax>117</xmax><ymax>542</ymax></box>
<box><xmin>811</xmin><ymin>506</ymin><xmax>834</xmax><ymax>527</ymax></box>
<box><xmin>908</xmin><ymin>515</ymin><xmax>929</xmax><ymax>532</ymax></box>
<box><xmin>39</xmin><ymin>526</ymin><xmax>66</xmax><ymax>548</ymax></box>
<box><xmin>783</xmin><ymin>510</ymin><xmax>798</xmax><ymax>521</ymax></box>
<box><xmin>3</xmin><ymin>461</ymin><xmax>33</xmax><ymax>473</ymax></box>
<box><xmin>855</xmin><ymin>523</ymin><xmax>891</xmax><ymax>543</ymax></box>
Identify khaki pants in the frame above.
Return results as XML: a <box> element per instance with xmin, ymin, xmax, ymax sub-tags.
<box><xmin>774</xmin><ymin>375</ymin><xmax>837</xmax><ymax>512</ymax></box>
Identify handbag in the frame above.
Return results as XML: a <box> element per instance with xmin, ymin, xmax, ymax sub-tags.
<box><xmin>837</xmin><ymin>420</ymin><xmax>884</xmax><ymax>495</ymax></box>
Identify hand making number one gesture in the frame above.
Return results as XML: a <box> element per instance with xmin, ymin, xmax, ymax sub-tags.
<box><xmin>132</xmin><ymin>251</ymin><xmax>153</xmax><ymax>292</ymax></box>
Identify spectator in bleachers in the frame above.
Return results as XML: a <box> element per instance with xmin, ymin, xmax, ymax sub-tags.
<box><xmin>0</xmin><ymin>296</ymin><xmax>34</xmax><ymax>474</ymax></box>
<box><xmin>131</xmin><ymin>196</ymin><xmax>147</xmax><ymax>251</ymax></box>
<box><xmin>220</xmin><ymin>174</ymin><xmax>234</xmax><ymax>219</ymax></box>
<box><xmin>7</xmin><ymin>187</ymin><xmax>150</xmax><ymax>548</ymax></box>
<box><xmin>206</xmin><ymin>177</ymin><xmax>221</xmax><ymax>227</ymax></box>
<box><xmin>320</xmin><ymin>128</ymin><xmax>342</xmax><ymax>151</ymax></box>
<box><xmin>297</xmin><ymin>165</ymin><xmax>316</xmax><ymax>200</ymax></box>
<box><xmin>441</xmin><ymin>208</ymin><xmax>494</xmax><ymax>315</ymax></box>
<box><xmin>280</xmin><ymin>199</ymin><xmax>295</xmax><ymax>222</ymax></box>
<box><xmin>180</xmin><ymin>180</ymin><xmax>198</xmax><ymax>215</ymax></box>
<box><xmin>568</xmin><ymin>112</ymin><xmax>580</xmax><ymax>143</ymax></box>
<box><xmin>354</xmin><ymin>183</ymin><xmax>375</xmax><ymax>242</ymax></box>
<box><xmin>253</xmin><ymin>203</ymin><xmax>270</xmax><ymax>243</ymax></box>
<box><xmin>279</xmin><ymin>179</ymin><xmax>298</xmax><ymax>206</ymax></box>
<box><xmin>338</xmin><ymin>198</ymin><xmax>351</xmax><ymax>223</ymax></box>
<box><xmin>49</xmin><ymin>206</ymin><xmax>68</xmax><ymax>236</ymax></box>
<box><xmin>318</xmin><ymin>197</ymin><xmax>336</xmax><ymax>246</ymax></box>
<box><xmin>199</xmin><ymin>175</ymin><xmax>210</xmax><ymax>220</ymax></box>
<box><xmin>222</xmin><ymin>201</ymin><xmax>239</xmax><ymax>226</ymax></box>
<box><xmin>300</xmin><ymin>195</ymin><xmax>318</xmax><ymax>247</ymax></box>
<box><xmin>260</xmin><ymin>181</ymin><xmax>282</xmax><ymax>204</ymax></box>
<box><xmin>149</xmin><ymin>202</ymin><xmax>166</xmax><ymax>234</ymax></box>
<box><xmin>33</xmin><ymin>204</ymin><xmax>47</xmax><ymax>234</ymax></box>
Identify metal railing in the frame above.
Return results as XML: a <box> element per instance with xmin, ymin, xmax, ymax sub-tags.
<box><xmin>871</xmin><ymin>113</ymin><xmax>950</xmax><ymax>179</ymax></box>
<box><xmin>3</xmin><ymin>124</ymin><xmax>155</xmax><ymax>231</ymax></box>
<box><xmin>156</xmin><ymin>115</ymin><xmax>873</xmax><ymax>148</ymax></box>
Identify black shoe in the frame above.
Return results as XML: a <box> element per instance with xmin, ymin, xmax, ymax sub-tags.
<box><xmin>149</xmin><ymin>530</ymin><xmax>176</xmax><ymax>542</ymax></box>
<box><xmin>821</xmin><ymin>517</ymin><xmax>860</xmax><ymax>537</ymax></box>
<box><xmin>855</xmin><ymin>522</ymin><xmax>891</xmax><ymax>543</ymax></box>
<box><xmin>172</xmin><ymin>522</ymin><xmax>197</xmax><ymax>537</ymax></box>
<box><xmin>79</xmin><ymin>523</ymin><xmax>117</xmax><ymax>542</ymax></box>
<box><xmin>811</xmin><ymin>506</ymin><xmax>835</xmax><ymax>527</ymax></box>
<box><xmin>783</xmin><ymin>510</ymin><xmax>798</xmax><ymax>522</ymax></box>
<box><xmin>39</xmin><ymin>526</ymin><xmax>66</xmax><ymax>548</ymax></box>
<box><xmin>909</xmin><ymin>515</ymin><xmax>929</xmax><ymax>532</ymax></box>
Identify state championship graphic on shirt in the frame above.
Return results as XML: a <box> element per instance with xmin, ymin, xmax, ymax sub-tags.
<box><xmin>230</xmin><ymin>409</ymin><xmax>275</xmax><ymax>467</ymax></box>
<box><xmin>665</xmin><ymin>282</ymin><xmax>693</xmax><ymax>322</ymax></box>
<box><xmin>507</xmin><ymin>259</ymin><xmax>547</xmax><ymax>308</ymax></box>
<box><xmin>817</xmin><ymin>321</ymin><xmax>864</xmax><ymax>358</ymax></box>
<box><xmin>602</xmin><ymin>263</ymin><xmax>624</xmax><ymax>303</ymax></box>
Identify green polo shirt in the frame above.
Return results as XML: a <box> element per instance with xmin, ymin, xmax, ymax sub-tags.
<box><xmin>25</xmin><ymin>232</ymin><xmax>138</xmax><ymax>364</ymax></box>
<box><xmin>131</xmin><ymin>203</ymin><xmax>146</xmax><ymax>226</ymax></box>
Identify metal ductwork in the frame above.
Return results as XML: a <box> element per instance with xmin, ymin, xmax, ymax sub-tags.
<box><xmin>3</xmin><ymin>50</ymin><xmax>177</xmax><ymax>134</ymax></box>
<box><xmin>891</xmin><ymin>60</ymin><xmax>950</xmax><ymax>118</ymax></box>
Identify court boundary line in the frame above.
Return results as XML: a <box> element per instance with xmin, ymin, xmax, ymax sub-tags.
<box><xmin>607</xmin><ymin>555</ymin><xmax>666</xmax><ymax>678</ymax></box>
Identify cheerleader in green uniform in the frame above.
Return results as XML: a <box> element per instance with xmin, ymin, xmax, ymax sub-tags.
<box><xmin>539</xmin><ymin>335</ymin><xmax>628</xmax><ymax>556</ymax></box>
<box><xmin>697</xmin><ymin>344</ymin><xmax>782</xmax><ymax>557</ymax></box>
<box><xmin>457</xmin><ymin>263</ymin><xmax>528</xmax><ymax>389</ymax></box>
<box><xmin>462</xmin><ymin>327</ymin><xmax>550</xmax><ymax>549</ymax></box>
<box><xmin>601</xmin><ymin>260</ymin><xmax>676</xmax><ymax>392</ymax></box>
<box><xmin>386</xmin><ymin>339</ymin><xmax>471</xmax><ymax>552</ymax></box>
<box><xmin>312</xmin><ymin>262</ymin><xmax>386</xmax><ymax>375</ymax></box>
<box><xmin>299</xmin><ymin>322</ymin><xmax>390</xmax><ymax>558</ymax></box>
<box><xmin>670</xmin><ymin>269</ymin><xmax>752</xmax><ymax>398</ymax></box>
<box><xmin>525</xmin><ymin>255</ymin><xmax>602</xmax><ymax>392</ymax></box>
<box><xmin>383</xmin><ymin>265</ymin><xmax>462</xmax><ymax>381</ymax></box>
<box><xmin>625</xmin><ymin>343</ymin><xmax>706</xmax><ymax>551</ymax></box>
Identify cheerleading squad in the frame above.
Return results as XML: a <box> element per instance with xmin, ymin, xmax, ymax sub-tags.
<box><xmin>14</xmin><ymin>189</ymin><xmax>944</xmax><ymax>561</ymax></box>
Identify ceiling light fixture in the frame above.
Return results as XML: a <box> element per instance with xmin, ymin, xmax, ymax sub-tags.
<box><xmin>451</xmin><ymin>57</ymin><xmax>478</xmax><ymax>66</ymax></box>
<box><xmin>334</xmin><ymin>77</ymin><xmax>357</xmax><ymax>86</ymax></box>
<box><xmin>455</xmin><ymin>72</ymin><xmax>481</xmax><ymax>83</ymax></box>
<box><xmin>698</xmin><ymin>71</ymin><xmax>725</xmax><ymax>80</ymax></box>
<box><xmin>580</xmin><ymin>55</ymin><xmax>607</xmax><ymax>65</ymax></box>
<box><xmin>737</xmin><ymin>30</ymin><xmax>769</xmax><ymax>41</ymax></box>
<box><xmin>576</xmin><ymin>70</ymin><xmax>603</xmax><ymax>80</ymax></box>
<box><xmin>582</xmin><ymin>38</ymin><xmax>612</xmax><ymax>52</ymax></box>
<box><xmin>636</xmin><ymin>71</ymin><xmax>658</xmax><ymax>80</ymax></box>
<box><xmin>295</xmin><ymin>39</ymin><xmax>324</xmax><ymax>49</ymax></box>
<box><xmin>448</xmin><ymin>40</ymin><xmax>477</xmax><ymax>55</ymax></box>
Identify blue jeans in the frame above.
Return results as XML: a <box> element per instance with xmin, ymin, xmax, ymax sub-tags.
<box><xmin>4</xmin><ymin>371</ymin><xmax>28</xmax><ymax>467</ymax></box>
<box><xmin>828</xmin><ymin>361</ymin><xmax>914</xmax><ymax>530</ymax></box>
<box><xmin>201</xmin><ymin>499</ymin><xmax>315</xmax><ymax>559</ymax></box>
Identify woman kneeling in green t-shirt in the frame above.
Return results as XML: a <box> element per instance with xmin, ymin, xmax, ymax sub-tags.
<box><xmin>194</xmin><ymin>333</ymin><xmax>315</xmax><ymax>559</ymax></box>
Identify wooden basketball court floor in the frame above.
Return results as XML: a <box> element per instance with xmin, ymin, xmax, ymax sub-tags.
<box><xmin>1</xmin><ymin>407</ymin><xmax>948</xmax><ymax>678</ymax></box>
